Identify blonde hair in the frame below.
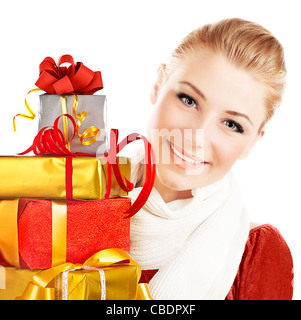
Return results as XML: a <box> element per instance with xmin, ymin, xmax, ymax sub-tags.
<box><xmin>165</xmin><ymin>18</ymin><xmax>286</xmax><ymax>124</ymax></box>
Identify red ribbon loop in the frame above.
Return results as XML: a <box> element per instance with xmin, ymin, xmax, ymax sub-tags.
<box><xmin>35</xmin><ymin>55</ymin><xmax>103</xmax><ymax>95</ymax></box>
<box><xmin>18</xmin><ymin>114</ymin><xmax>77</xmax><ymax>156</ymax></box>
<box><xmin>104</xmin><ymin>129</ymin><xmax>156</xmax><ymax>218</ymax></box>
<box><xmin>19</xmin><ymin>117</ymin><xmax>156</xmax><ymax>217</ymax></box>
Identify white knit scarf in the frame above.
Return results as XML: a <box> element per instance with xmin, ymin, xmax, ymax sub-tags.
<box><xmin>128</xmin><ymin>147</ymin><xmax>250</xmax><ymax>300</ymax></box>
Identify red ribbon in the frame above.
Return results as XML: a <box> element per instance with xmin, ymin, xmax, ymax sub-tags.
<box><xmin>35</xmin><ymin>55</ymin><xmax>103</xmax><ymax>95</ymax></box>
<box><xmin>105</xmin><ymin>129</ymin><xmax>156</xmax><ymax>218</ymax></box>
<box><xmin>18</xmin><ymin>114</ymin><xmax>78</xmax><ymax>156</ymax></box>
<box><xmin>18</xmin><ymin>114</ymin><xmax>88</xmax><ymax>200</ymax></box>
<box><xmin>19</xmin><ymin>116</ymin><xmax>156</xmax><ymax>218</ymax></box>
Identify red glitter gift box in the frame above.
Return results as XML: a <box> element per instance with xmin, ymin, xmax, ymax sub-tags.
<box><xmin>0</xmin><ymin>198</ymin><xmax>131</xmax><ymax>270</ymax></box>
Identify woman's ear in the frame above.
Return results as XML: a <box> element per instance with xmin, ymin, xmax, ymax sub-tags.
<box><xmin>150</xmin><ymin>63</ymin><xmax>166</xmax><ymax>105</ymax></box>
<box><xmin>239</xmin><ymin>127</ymin><xmax>265</xmax><ymax>160</ymax></box>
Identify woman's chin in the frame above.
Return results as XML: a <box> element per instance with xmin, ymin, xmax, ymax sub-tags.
<box><xmin>155</xmin><ymin>164</ymin><xmax>199</xmax><ymax>192</ymax></box>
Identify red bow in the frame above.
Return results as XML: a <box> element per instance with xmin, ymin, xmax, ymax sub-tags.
<box><xmin>19</xmin><ymin>115</ymin><xmax>156</xmax><ymax>218</ymax></box>
<box><xmin>35</xmin><ymin>55</ymin><xmax>103</xmax><ymax>95</ymax></box>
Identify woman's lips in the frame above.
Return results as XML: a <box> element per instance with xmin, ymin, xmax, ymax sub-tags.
<box><xmin>166</xmin><ymin>139</ymin><xmax>209</xmax><ymax>170</ymax></box>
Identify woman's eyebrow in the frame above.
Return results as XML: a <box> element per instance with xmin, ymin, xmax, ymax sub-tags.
<box><xmin>225</xmin><ymin>110</ymin><xmax>253</xmax><ymax>126</ymax></box>
<box><xmin>179</xmin><ymin>81</ymin><xmax>253</xmax><ymax>126</ymax></box>
<box><xmin>179</xmin><ymin>81</ymin><xmax>207</xmax><ymax>101</ymax></box>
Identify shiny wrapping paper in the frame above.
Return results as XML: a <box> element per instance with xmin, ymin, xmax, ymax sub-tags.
<box><xmin>38</xmin><ymin>94</ymin><xmax>109</xmax><ymax>155</ymax></box>
<box><xmin>0</xmin><ymin>198</ymin><xmax>131</xmax><ymax>270</ymax></box>
<box><xmin>0</xmin><ymin>156</ymin><xmax>130</xmax><ymax>200</ymax></box>
<box><xmin>0</xmin><ymin>265</ymin><xmax>150</xmax><ymax>300</ymax></box>
<box><xmin>55</xmin><ymin>265</ymin><xmax>139</xmax><ymax>300</ymax></box>
<box><xmin>0</xmin><ymin>267</ymin><xmax>38</xmax><ymax>300</ymax></box>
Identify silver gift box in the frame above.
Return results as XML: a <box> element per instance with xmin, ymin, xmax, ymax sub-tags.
<box><xmin>38</xmin><ymin>94</ymin><xmax>109</xmax><ymax>155</ymax></box>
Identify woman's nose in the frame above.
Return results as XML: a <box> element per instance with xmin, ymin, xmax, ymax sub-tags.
<box><xmin>187</xmin><ymin>114</ymin><xmax>216</xmax><ymax>149</ymax></box>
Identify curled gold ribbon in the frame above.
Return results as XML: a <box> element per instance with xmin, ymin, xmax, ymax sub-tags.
<box><xmin>71</xmin><ymin>94</ymin><xmax>101</xmax><ymax>146</ymax></box>
<box><xmin>59</xmin><ymin>95</ymin><xmax>101</xmax><ymax>148</ymax></box>
<box><xmin>14</xmin><ymin>89</ymin><xmax>101</xmax><ymax>148</ymax></box>
<box><xmin>13</xmin><ymin>88</ymin><xmax>42</xmax><ymax>132</ymax></box>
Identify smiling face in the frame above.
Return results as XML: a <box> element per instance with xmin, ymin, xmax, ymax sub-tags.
<box><xmin>147</xmin><ymin>48</ymin><xmax>267</xmax><ymax>202</ymax></box>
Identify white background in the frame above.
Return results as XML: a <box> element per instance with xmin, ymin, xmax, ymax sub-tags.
<box><xmin>0</xmin><ymin>0</ymin><xmax>300</xmax><ymax>299</ymax></box>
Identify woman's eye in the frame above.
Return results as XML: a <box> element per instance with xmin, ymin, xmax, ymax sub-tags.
<box><xmin>178</xmin><ymin>93</ymin><xmax>197</xmax><ymax>109</ymax></box>
<box><xmin>223</xmin><ymin>120</ymin><xmax>244</xmax><ymax>133</ymax></box>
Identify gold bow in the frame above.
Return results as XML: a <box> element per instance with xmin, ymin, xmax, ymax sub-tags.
<box><xmin>17</xmin><ymin>248</ymin><xmax>152</xmax><ymax>300</ymax></box>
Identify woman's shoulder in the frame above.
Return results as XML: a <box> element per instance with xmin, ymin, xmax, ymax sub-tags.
<box><xmin>226</xmin><ymin>223</ymin><xmax>294</xmax><ymax>300</ymax></box>
<box><xmin>248</xmin><ymin>223</ymin><xmax>292</xmax><ymax>252</ymax></box>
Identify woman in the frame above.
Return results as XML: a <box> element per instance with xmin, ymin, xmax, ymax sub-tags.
<box><xmin>129</xmin><ymin>18</ymin><xmax>293</xmax><ymax>300</ymax></box>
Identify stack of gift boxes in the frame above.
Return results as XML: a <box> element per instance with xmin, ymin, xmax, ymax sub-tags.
<box><xmin>0</xmin><ymin>55</ymin><xmax>154</xmax><ymax>300</ymax></box>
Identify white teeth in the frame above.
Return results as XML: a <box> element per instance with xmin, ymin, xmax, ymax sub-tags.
<box><xmin>169</xmin><ymin>142</ymin><xmax>203</xmax><ymax>164</ymax></box>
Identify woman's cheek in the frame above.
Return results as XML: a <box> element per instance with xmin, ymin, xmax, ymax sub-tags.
<box><xmin>157</xmin><ymin>102</ymin><xmax>180</xmax><ymax>129</ymax></box>
<box><xmin>215</xmin><ymin>141</ymin><xmax>246</xmax><ymax>170</ymax></box>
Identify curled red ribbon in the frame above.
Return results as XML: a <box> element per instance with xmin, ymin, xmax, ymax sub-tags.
<box><xmin>18</xmin><ymin>114</ymin><xmax>80</xmax><ymax>156</ymax></box>
<box><xmin>35</xmin><ymin>55</ymin><xmax>103</xmax><ymax>94</ymax></box>
<box><xmin>19</xmin><ymin>116</ymin><xmax>156</xmax><ymax>218</ymax></box>
<box><xmin>105</xmin><ymin>129</ymin><xmax>156</xmax><ymax>218</ymax></box>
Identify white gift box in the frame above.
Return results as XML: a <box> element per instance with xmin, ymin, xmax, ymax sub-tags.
<box><xmin>38</xmin><ymin>94</ymin><xmax>109</xmax><ymax>155</ymax></box>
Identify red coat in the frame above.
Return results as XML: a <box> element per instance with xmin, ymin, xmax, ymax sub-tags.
<box><xmin>140</xmin><ymin>224</ymin><xmax>294</xmax><ymax>300</ymax></box>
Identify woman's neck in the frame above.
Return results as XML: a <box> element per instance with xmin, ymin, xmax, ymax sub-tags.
<box><xmin>153</xmin><ymin>177</ymin><xmax>193</xmax><ymax>203</ymax></box>
<box><xmin>136</xmin><ymin>161</ymin><xmax>193</xmax><ymax>203</ymax></box>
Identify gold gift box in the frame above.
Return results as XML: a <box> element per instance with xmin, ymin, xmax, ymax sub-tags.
<box><xmin>0</xmin><ymin>248</ymin><xmax>153</xmax><ymax>300</ymax></box>
<box><xmin>0</xmin><ymin>267</ymin><xmax>38</xmax><ymax>300</ymax></box>
<box><xmin>0</xmin><ymin>265</ymin><xmax>141</xmax><ymax>300</ymax></box>
<box><xmin>56</xmin><ymin>265</ymin><xmax>139</xmax><ymax>300</ymax></box>
<box><xmin>0</xmin><ymin>156</ymin><xmax>130</xmax><ymax>200</ymax></box>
